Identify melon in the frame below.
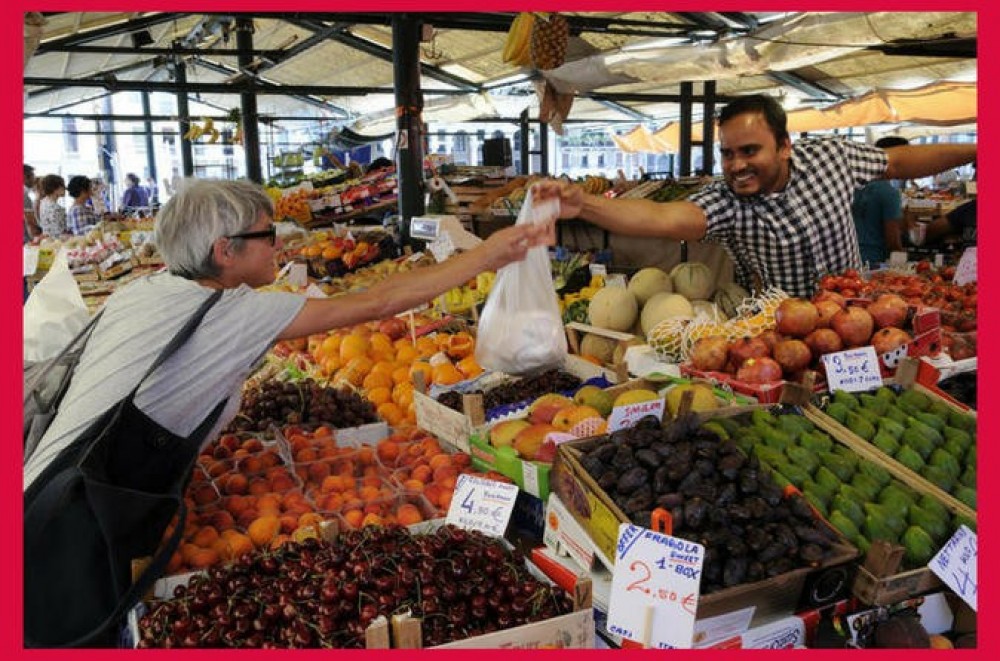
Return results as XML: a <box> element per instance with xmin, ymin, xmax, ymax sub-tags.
<box><xmin>579</xmin><ymin>333</ymin><xmax>616</xmax><ymax>364</ymax></box>
<box><xmin>640</xmin><ymin>292</ymin><xmax>694</xmax><ymax>336</ymax></box>
<box><xmin>587</xmin><ymin>286</ymin><xmax>639</xmax><ymax>332</ymax></box>
<box><xmin>713</xmin><ymin>282</ymin><xmax>751</xmax><ymax>319</ymax></box>
<box><xmin>670</xmin><ymin>262</ymin><xmax>715</xmax><ymax>300</ymax></box>
<box><xmin>626</xmin><ymin>267</ymin><xmax>673</xmax><ymax>307</ymax></box>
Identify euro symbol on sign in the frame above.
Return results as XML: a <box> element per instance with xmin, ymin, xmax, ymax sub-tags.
<box><xmin>492</xmin><ymin>506</ymin><xmax>505</xmax><ymax>522</ymax></box>
<box><xmin>681</xmin><ymin>593</ymin><xmax>697</xmax><ymax>616</ymax></box>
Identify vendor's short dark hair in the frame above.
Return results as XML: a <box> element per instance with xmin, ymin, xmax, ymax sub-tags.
<box><xmin>67</xmin><ymin>175</ymin><xmax>92</xmax><ymax>198</ymax></box>
<box><xmin>719</xmin><ymin>94</ymin><xmax>789</xmax><ymax>145</ymax></box>
<box><xmin>875</xmin><ymin>136</ymin><xmax>909</xmax><ymax>149</ymax></box>
<box><xmin>24</xmin><ymin>164</ymin><xmax>35</xmax><ymax>178</ymax></box>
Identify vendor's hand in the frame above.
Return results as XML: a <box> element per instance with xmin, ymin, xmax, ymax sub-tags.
<box><xmin>478</xmin><ymin>222</ymin><xmax>554</xmax><ymax>271</ymax></box>
<box><xmin>531</xmin><ymin>179</ymin><xmax>583</xmax><ymax>219</ymax></box>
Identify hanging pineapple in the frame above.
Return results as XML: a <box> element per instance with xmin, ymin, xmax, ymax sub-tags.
<box><xmin>530</xmin><ymin>13</ymin><xmax>569</xmax><ymax>70</ymax></box>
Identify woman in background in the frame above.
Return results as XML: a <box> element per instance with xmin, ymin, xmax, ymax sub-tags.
<box><xmin>37</xmin><ymin>174</ymin><xmax>67</xmax><ymax>237</ymax></box>
<box><xmin>66</xmin><ymin>175</ymin><xmax>99</xmax><ymax>236</ymax></box>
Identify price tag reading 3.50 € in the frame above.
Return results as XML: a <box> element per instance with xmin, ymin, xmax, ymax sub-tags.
<box><xmin>445</xmin><ymin>474</ymin><xmax>519</xmax><ymax>538</ymax></box>
<box><xmin>606</xmin><ymin>523</ymin><xmax>705</xmax><ymax>649</ymax></box>
<box><xmin>822</xmin><ymin>346</ymin><xmax>883</xmax><ymax>393</ymax></box>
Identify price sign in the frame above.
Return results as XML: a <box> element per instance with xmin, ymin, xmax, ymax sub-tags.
<box><xmin>445</xmin><ymin>474</ymin><xmax>519</xmax><ymax>538</ymax></box>
<box><xmin>409</xmin><ymin>216</ymin><xmax>441</xmax><ymax>241</ymax></box>
<box><xmin>427</xmin><ymin>232</ymin><xmax>456</xmax><ymax>263</ymax></box>
<box><xmin>606</xmin><ymin>523</ymin><xmax>704</xmax><ymax>648</ymax></box>
<box><xmin>821</xmin><ymin>346</ymin><xmax>883</xmax><ymax>392</ymax></box>
<box><xmin>607</xmin><ymin>397</ymin><xmax>665</xmax><ymax>433</ymax></box>
<box><xmin>929</xmin><ymin>525</ymin><xmax>977</xmax><ymax>610</ymax></box>
<box><xmin>953</xmin><ymin>247</ymin><xmax>977</xmax><ymax>286</ymax></box>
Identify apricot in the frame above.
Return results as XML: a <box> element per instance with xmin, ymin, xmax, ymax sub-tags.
<box><xmin>247</xmin><ymin>515</ymin><xmax>281</xmax><ymax>548</ymax></box>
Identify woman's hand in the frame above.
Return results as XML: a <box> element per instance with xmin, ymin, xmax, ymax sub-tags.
<box><xmin>531</xmin><ymin>179</ymin><xmax>584</xmax><ymax>219</ymax></box>
<box><xmin>477</xmin><ymin>222</ymin><xmax>554</xmax><ymax>271</ymax></box>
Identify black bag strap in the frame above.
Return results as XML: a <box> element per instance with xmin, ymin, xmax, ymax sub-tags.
<box><xmin>25</xmin><ymin>310</ymin><xmax>104</xmax><ymax>408</ymax></box>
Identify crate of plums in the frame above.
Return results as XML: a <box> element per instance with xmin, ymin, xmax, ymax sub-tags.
<box><xmin>550</xmin><ymin>385</ymin><xmax>860</xmax><ymax>628</ymax></box>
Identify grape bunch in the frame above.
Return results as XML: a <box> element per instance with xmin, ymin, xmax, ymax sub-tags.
<box><xmin>137</xmin><ymin>525</ymin><xmax>575</xmax><ymax>648</ymax></box>
<box><xmin>227</xmin><ymin>378</ymin><xmax>377</xmax><ymax>433</ymax></box>
<box><xmin>436</xmin><ymin>369</ymin><xmax>582</xmax><ymax>414</ymax></box>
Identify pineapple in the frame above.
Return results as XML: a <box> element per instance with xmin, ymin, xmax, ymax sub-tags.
<box><xmin>530</xmin><ymin>13</ymin><xmax>569</xmax><ymax>70</ymax></box>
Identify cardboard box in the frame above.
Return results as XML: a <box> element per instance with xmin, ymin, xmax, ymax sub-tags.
<box><xmin>564</xmin><ymin>321</ymin><xmax>635</xmax><ymax>377</ymax></box>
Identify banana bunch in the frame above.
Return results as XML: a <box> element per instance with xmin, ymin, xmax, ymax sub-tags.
<box><xmin>438</xmin><ymin>271</ymin><xmax>496</xmax><ymax>315</ymax></box>
<box><xmin>183</xmin><ymin>117</ymin><xmax>220</xmax><ymax>143</ymax></box>
<box><xmin>502</xmin><ymin>12</ymin><xmax>535</xmax><ymax>67</ymax></box>
<box><xmin>580</xmin><ymin>175</ymin><xmax>612</xmax><ymax>195</ymax></box>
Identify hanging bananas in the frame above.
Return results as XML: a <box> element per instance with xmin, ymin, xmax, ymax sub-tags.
<box><xmin>502</xmin><ymin>12</ymin><xmax>535</xmax><ymax>67</ymax></box>
<box><xmin>182</xmin><ymin>117</ymin><xmax>220</xmax><ymax>143</ymax></box>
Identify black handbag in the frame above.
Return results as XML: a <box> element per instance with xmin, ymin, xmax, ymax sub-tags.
<box><xmin>24</xmin><ymin>289</ymin><xmax>226</xmax><ymax>648</ymax></box>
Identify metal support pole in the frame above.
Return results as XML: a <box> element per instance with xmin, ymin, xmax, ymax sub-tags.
<box><xmin>236</xmin><ymin>17</ymin><xmax>262</xmax><ymax>183</ymax></box>
<box><xmin>679</xmin><ymin>81</ymin><xmax>693</xmax><ymax>177</ymax></box>
<box><xmin>539</xmin><ymin>121</ymin><xmax>549</xmax><ymax>175</ymax></box>
<box><xmin>98</xmin><ymin>94</ymin><xmax>119</xmax><ymax>207</ymax></box>
<box><xmin>702</xmin><ymin>81</ymin><xmax>716</xmax><ymax>175</ymax></box>
<box><xmin>392</xmin><ymin>15</ymin><xmax>425</xmax><ymax>246</ymax></box>
<box><xmin>174</xmin><ymin>59</ymin><xmax>194</xmax><ymax>177</ymax></box>
<box><xmin>141</xmin><ymin>91</ymin><xmax>157</xmax><ymax>187</ymax></box>
<box><xmin>519</xmin><ymin>108</ymin><xmax>530</xmax><ymax>175</ymax></box>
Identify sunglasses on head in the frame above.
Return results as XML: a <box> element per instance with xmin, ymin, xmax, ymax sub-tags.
<box><xmin>226</xmin><ymin>224</ymin><xmax>277</xmax><ymax>246</ymax></box>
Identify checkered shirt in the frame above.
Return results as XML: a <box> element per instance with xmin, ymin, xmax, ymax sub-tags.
<box><xmin>67</xmin><ymin>203</ymin><xmax>99</xmax><ymax>236</ymax></box>
<box><xmin>689</xmin><ymin>138</ymin><xmax>888</xmax><ymax>298</ymax></box>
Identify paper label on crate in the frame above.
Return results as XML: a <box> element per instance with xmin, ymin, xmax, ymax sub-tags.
<box><xmin>888</xmin><ymin>251</ymin><xmax>908</xmax><ymax>268</ymax></box>
<box><xmin>821</xmin><ymin>346</ymin><xmax>883</xmax><ymax>392</ymax></box>
<box><xmin>692</xmin><ymin>607</ymin><xmax>755</xmax><ymax>648</ymax></box>
<box><xmin>287</xmin><ymin>262</ymin><xmax>308</xmax><ymax>288</ymax></box>
<box><xmin>606</xmin><ymin>523</ymin><xmax>704</xmax><ymax>649</ymax></box>
<box><xmin>446</xmin><ymin>473</ymin><xmax>518</xmax><ymax>537</ymax></box>
<box><xmin>521</xmin><ymin>461</ymin><xmax>540</xmax><ymax>497</ymax></box>
<box><xmin>953</xmin><ymin>247</ymin><xmax>976</xmax><ymax>285</ymax></box>
<box><xmin>24</xmin><ymin>245</ymin><xmax>39</xmax><ymax>276</ymax></box>
<box><xmin>428</xmin><ymin>232</ymin><xmax>456</xmax><ymax>263</ymax></box>
<box><xmin>589</xmin><ymin>263</ymin><xmax>608</xmax><ymax>277</ymax></box>
<box><xmin>606</xmin><ymin>273</ymin><xmax>627</xmax><ymax>289</ymax></box>
<box><xmin>304</xmin><ymin>283</ymin><xmax>327</xmax><ymax>299</ymax></box>
<box><xmin>929</xmin><ymin>525</ymin><xmax>977</xmax><ymax>611</ymax></box>
<box><xmin>607</xmin><ymin>398</ymin><xmax>665</xmax><ymax>432</ymax></box>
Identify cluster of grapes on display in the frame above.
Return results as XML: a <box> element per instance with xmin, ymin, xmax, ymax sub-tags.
<box><xmin>137</xmin><ymin>525</ymin><xmax>575</xmax><ymax>648</ymax></box>
<box><xmin>227</xmin><ymin>378</ymin><xmax>378</xmax><ymax>433</ymax></box>
<box><xmin>436</xmin><ymin>369</ymin><xmax>582</xmax><ymax>413</ymax></box>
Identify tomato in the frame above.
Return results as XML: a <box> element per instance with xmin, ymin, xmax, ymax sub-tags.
<box><xmin>915</xmin><ymin>260</ymin><xmax>932</xmax><ymax>273</ymax></box>
<box><xmin>819</xmin><ymin>275</ymin><xmax>838</xmax><ymax>291</ymax></box>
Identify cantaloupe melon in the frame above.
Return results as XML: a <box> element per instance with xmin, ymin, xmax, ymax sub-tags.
<box><xmin>713</xmin><ymin>282</ymin><xmax>750</xmax><ymax>319</ymax></box>
<box><xmin>627</xmin><ymin>267</ymin><xmax>673</xmax><ymax>306</ymax></box>
<box><xmin>579</xmin><ymin>333</ymin><xmax>616</xmax><ymax>364</ymax></box>
<box><xmin>670</xmin><ymin>262</ymin><xmax>715</xmax><ymax>300</ymax></box>
<box><xmin>588</xmin><ymin>287</ymin><xmax>638</xmax><ymax>332</ymax></box>
<box><xmin>640</xmin><ymin>292</ymin><xmax>694</xmax><ymax>336</ymax></box>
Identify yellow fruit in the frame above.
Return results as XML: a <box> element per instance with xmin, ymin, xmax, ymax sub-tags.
<box><xmin>612</xmin><ymin>388</ymin><xmax>660</xmax><ymax>409</ymax></box>
<box><xmin>664</xmin><ymin>383</ymin><xmax>719</xmax><ymax>417</ymax></box>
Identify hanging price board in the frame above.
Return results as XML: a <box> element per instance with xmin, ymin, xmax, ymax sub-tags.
<box><xmin>606</xmin><ymin>523</ymin><xmax>704</xmax><ymax>648</ymax></box>
<box><xmin>953</xmin><ymin>247</ymin><xmax>977</xmax><ymax>286</ymax></box>
<box><xmin>929</xmin><ymin>525</ymin><xmax>977</xmax><ymax>610</ymax></box>
<box><xmin>821</xmin><ymin>346</ymin><xmax>883</xmax><ymax>392</ymax></box>
<box><xmin>445</xmin><ymin>474</ymin><xmax>519</xmax><ymax>538</ymax></box>
<box><xmin>607</xmin><ymin>397</ymin><xmax>665</xmax><ymax>433</ymax></box>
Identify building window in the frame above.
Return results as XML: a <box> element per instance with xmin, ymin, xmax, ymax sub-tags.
<box><xmin>581</xmin><ymin>154</ymin><xmax>589</xmax><ymax>168</ymax></box>
<box><xmin>454</xmin><ymin>131</ymin><xmax>468</xmax><ymax>152</ymax></box>
<box><xmin>62</xmin><ymin>117</ymin><xmax>79</xmax><ymax>155</ymax></box>
<box><xmin>597</xmin><ymin>153</ymin><xmax>605</xmax><ymax>168</ymax></box>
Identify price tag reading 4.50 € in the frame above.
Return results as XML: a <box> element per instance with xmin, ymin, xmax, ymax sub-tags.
<box><xmin>445</xmin><ymin>474</ymin><xmax>519</xmax><ymax>538</ymax></box>
<box><xmin>606</xmin><ymin>523</ymin><xmax>705</xmax><ymax>648</ymax></box>
<box><xmin>821</xmin><ymin>346</ymin><xmax>883</xmax><ymax>393</ymax></box>
<box><xmin>929</xmin><ymin>525</ymin><xmax>977</xmax><ymax>611</ymax></box>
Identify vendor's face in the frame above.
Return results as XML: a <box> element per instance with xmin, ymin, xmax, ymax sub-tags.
<box><xmin>719</xmin><ymin>112</ymin><xmax>791</xmax><ymax>196</ymax></box>
<box><xmin>228</xmin><ymin>212</ymin><xmax>283</xmax><ymax>288</ymax></box>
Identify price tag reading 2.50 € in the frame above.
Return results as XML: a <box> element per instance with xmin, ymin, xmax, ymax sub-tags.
<box><xmin>445</xmin><ymin>474</ymin><xmax>519</xmax><ymax>538</ymax></box>
<box><xmin>606</xmin><ymin>523</ymin><xmax>705</xmax><ymax>649</ymax></box>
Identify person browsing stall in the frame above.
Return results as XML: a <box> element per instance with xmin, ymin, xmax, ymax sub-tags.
<box><xmin>121</xmin><ymin>172</ymin><xmax>150</xmax><ymax>210</ymax></box>
<box><xmin>531</xmin><ymin>94</ymin><xmax>976</xmax><ymax>298</ymax></box>
<box><xmin>23</xmin><ymin>164</ymin><xmax>41</xmax><ymax>242</ymax></box>
<box><xmin>66</xmin><ymin>175</ymin><xmax>100</xmax><ymax>236</ymax></box>
<box><xmin>851</xmin><ymin>136</ymin><xmax>909</xmax><ymax>265</ymax></box>
<box><xmin>37</xmin><ymin>174</ymin><xmax>67</xmax><ymax>237</ymax></box>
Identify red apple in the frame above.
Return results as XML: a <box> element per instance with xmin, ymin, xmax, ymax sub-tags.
<box><xmin>867</xmin><ymin>294</ymin><xmax>910</xmax><ymax>329</ymax></box>
<box><xmin>378</xmin><ymin>317</ymin><xmax>409</xmax><ymax>341</ymax></box>
<box><xmin>690</xmin><ymin>336</ymin><xmax>730</xmax><ymax>372</ymax></box>
<box><xmin>830</xmin><ymin>306</ymin><xmax>875</xmax><ymax>347</ymax></box>
<box><xmin>736</xmin><ymin>357</ymin><xmax>784</xmax><ymax>384</ymax></box>
<box><xmin>805</xmin><ymin>328</ymin><xmax>844</xmax><ymax>358</ymax></box>
<box><xmin>728</xmin><ymin>335</ymin><xmax>771</xmax><ymax>370</ymax></box>
<box><xmin>871</xmin><ymin>327</ymin><xmax>912</xmax><ymax>356</ymax></box>
<box><xmin>772</xmin><ymin>339</ymin><xmax>813</xmax><ymax>375</ymax></box>
<box><xmin>775</xmin><ymin>298</ymin><xmax>819</xmax><ymax>338</ymax></box>
<box><xmin>814</xmin><ymin>300</ymin><xmax>843</xmax><ymax>329</ymax></box>
<box><xmin>812</xmin><ymin>290</ymin><xmax>847</xmax><ymax>309</ymax></box>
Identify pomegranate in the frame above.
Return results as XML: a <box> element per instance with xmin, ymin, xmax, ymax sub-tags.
<box><xmin>830</xmin><ymin>306</ymin><xmax>875</xmax><ymax>347</ymax></box>
<box><xmin>805</xmin><ymin>328</ymin><xmax>844</xmax><ymax>359</ymax></box>
<box><xmin>814</xmin><ymin>300</ymin><xmax>843</xmax><ymax>329</ymax></box>
<box><xmin>775</xmin><ymin>298</ymin><xmax>819</xmax><ymax>338</ymax></box>
<box><xmin>690</xmin><ymin>336</ymin><xmax>730</xmax><ymax>372</ymax></box>
<box><xmin>871</xmin><ymin>327</ymin><xmax>912</xmax><ymax>356</ymax></box>
<box><xmin>728</xmin><ymin>335</ymin><xmax>770</xmax><ymax>370</ymax></box>
<box><xmin>757</xmin><ymin>329</ymin><xmax>783</xmax><ymax>353</ymax></box>
<box><xmin>867</xmin><ymin>294</ymin><xmax>910</xmax><ymax>329</ymax></box>
<box><xmin>773</xmin><ymin>339</ymin><xmax>813</xmax><ymax>375</ymax></box>
<box><xmin>812</xmin><ymin>290</ymin><xmax>847</xmax><ymax>309</ymax></box>
<box><xmin>736</xmin><ymin>357</ymin><xmax>784</xmax><ymax>384</ymax></box>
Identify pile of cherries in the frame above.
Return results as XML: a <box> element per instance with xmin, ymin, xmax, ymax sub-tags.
<box><xmin>137</xmin><ymin>524</ymin><xmax>574</xmax><ymax>648</ymax></box>
<box><xmin>227</xmin><ymin>378</ymin><xmax>377</xmax><ymax>433</ymax></box>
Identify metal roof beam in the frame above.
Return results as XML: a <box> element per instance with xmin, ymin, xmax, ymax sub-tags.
<box><xmin>34</xmin><ymin>13</ymin><xmax>181</xmax><ymax>53</ymax></box>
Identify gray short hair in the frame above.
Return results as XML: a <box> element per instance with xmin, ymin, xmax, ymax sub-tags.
<box><xmin>155</xmin><ymin>178</ymin><xmax>274</xmax><ymax>279</ymax></box>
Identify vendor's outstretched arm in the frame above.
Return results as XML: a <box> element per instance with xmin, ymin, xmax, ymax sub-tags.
<box><xmin>883</xmin><ymin>144</ymin><xmax>976</xmax><ymax>181</ymax></box>
<box><xmin>531</xmin><ymin>179</ymin><xmax>708</xmax><ymax>241</ymax></box>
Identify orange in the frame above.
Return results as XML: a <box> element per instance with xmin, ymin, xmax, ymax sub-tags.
<box><xmin>432</xmin><ymin>363</ymin><xmax>464</xmax><ymax>386</ymax></box>
<box><xmin>415</xmin><ymin>335</ymin><xmax>438</xmax><ymax>357</ymax></box>
<box><xmin>366</xmin><ymin>386</ymin><xmax>391</xmax><ymax>407</ymax></box>
<box><xmin>339</xmin><ymin>334</ymin><xmax>370</xmax><ymax>362</ymax></box>
<box><xmin>369</xmin><ymin>332</ymin><xmax>394</xmax><ymax>354</ymax></box>
<box><xmin>408</xmin><ymin>361</ymin><xmax>432</xmax><ymax>384</ymax></box>
<box><xmin>456</xmin><ymin>355</ymin><xmax>483</xmax><ymax>379</ymax></box>
<box><xmin>363</xmin><ymin>371</ymin><xmax>394</xmax><ymax>391</ymax></box>
<box><xmin>445</xmin><ymin>333</ymin><xmax>475</xmax><ymax>359</ymax></box>
<box><xmin>321</xmin><ymin>356</ymin><xmax>342</xmax><ymax>376</ymax></box>
<box><xmin>376</xmin><ymin>402</ymin><xmax>405</xmax><ymax>427</ymax></box>
<box><xmin>220</xmin><ymin>530</ymin><xmax>254</xmax><ymax>559</ymax></box>
<box><xmin>320</xmin><ymin>334</ymin><xmax>342</xmax><ymax>357</ymax></box>
<box><xmin>247</xmin><ymin>515</ymin><xmax>281</xmax><ymax>548</ymax></box>
<box><xmin>395</xmin><ymin>344</ymin><xmax>419</xmax><ymax>364</ymax></box>
<box><xmin>391</xmin><ymin>365</ymin><xmax>413</xmax><ymax>386</ymax></box>
<box><xmin>392</xmin><ymin>382</ymin><xmax>414</xmax><ymax>408</ymax></box>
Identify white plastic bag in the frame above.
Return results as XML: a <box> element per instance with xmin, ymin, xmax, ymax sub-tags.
<box><xmin>475</xmin><ymin>191</ymin><xmax>567</xmax><ymax>375</ymax></box>
<box><xmin>23</xmin><ymin>247</ymin><xmax>90</xmax><ymax>363</ymax></box>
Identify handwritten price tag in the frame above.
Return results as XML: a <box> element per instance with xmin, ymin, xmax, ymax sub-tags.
<box><xmin>929</xmin><ymin>525</ymin><xmax>977</xmax><ymax>610</ymax></box>
<box><xmin>953</xmin><ymin>247</ymin><xmax>976</xmax><ymax>286</ymax></box>
<box><xmin>607</xmin><ymin>398</ymin><xmax>665</xmax><ymax>432</ymax></box>
<box><xmin>445</xmin><ymin>474</ymin><xmax>519</xmax><ymax>538</ymax></box>
<box><xmin>821</xmin><ymin>346</ymin><xmax>883</xmax><ymax>393</ymax></box>
<box><xmin>606</xmin><ymin>523</ymin><xmax>704</xmax><ymax>648</ymax></box>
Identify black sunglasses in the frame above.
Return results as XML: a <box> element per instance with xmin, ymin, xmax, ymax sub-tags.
<box><xmin>226</xmin><ymin>225</ymin><xmax>277</xmax><ymax>246</ymax></box>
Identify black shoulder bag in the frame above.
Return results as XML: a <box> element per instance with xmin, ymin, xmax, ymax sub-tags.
<box><xmin>24</xmin><ymin>289</ymin><xmax>225</xmax><ymax>648</ymax></box>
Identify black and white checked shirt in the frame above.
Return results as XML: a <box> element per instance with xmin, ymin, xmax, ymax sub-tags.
<box><xmin>689</xmin><ymin>138</ymin><xmax>888</xmax><ymax>298</ymax></box>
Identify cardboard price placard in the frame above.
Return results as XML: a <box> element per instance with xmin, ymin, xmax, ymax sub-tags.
<box><xmin>821</xmin><ymin>346</ymin><xmax>883</xmax><ymax>392</ymax></box>
<box><xmin>929</xmin><ymin>525</ymin><xmax>977</xmax><ymax>610</ymax></box>
<box><xmin>445</xmin><ymin>474</ymin><xmax>519</xmax><ymax>538</ymax></box>
<box><xmin>606</xmin><ymin>523</ymin><xmax>705</xmax><ymax>648</ymax></box>
<box><xmin>607</xmin><ymin>398</ymin><xmax>665</xmax><ymax>432</ymax></box>
<box><xmin>953</xmin><ymin>246</ymin><xmax>977</xmax><ymax>286</ymax></box>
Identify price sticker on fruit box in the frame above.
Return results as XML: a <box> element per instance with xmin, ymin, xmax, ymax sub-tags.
<box><xmin>607</xmin><ymin>523</ymin><xmax>704</xmax><ymax>648</ymax></box>
<box><xmin>607</xmin><ymin>397</ymin><xmax>665</xmax><ymax>433</ymax></box>
<box><xmin>953</xmin><ymin>246</ymin><xmax>977</xmax><ymax>286</ymax></box>
<box><xmin>821</xmin><ymin>346</ymin><xmax>883</xmax><ymax>393</ymax></box>
<box><xmin>446</xmin><ymin>474</ymin><xmax>519</xmax><ymax>538</ymax></box>
<box><xmin>929</xmin><ymin>525</ymin><xmax>977</xmax><ymax>610</ymax></box>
